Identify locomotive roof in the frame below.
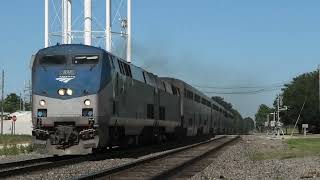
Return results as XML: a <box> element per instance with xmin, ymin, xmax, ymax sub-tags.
<box><xmin>36</xmin><ymin>44</ymin><xmax>104</xmax><ymax>55</ymax></box>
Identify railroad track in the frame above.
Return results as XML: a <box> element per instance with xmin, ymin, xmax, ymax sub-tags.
<box><xmin>0</xmin><ymin>154</ymin><xmax>88</xmax><ymax>178</ymax></box>
<box><xmin>0</xmin><ymin>148</ymin><xmax>135</xmax><ymax>178</ymax></box>
<box><xmin>0</xmin><ymin>136</ymin><xmax>215</xmax><ymax>178</ymax></box>
<box><xmin>76</xmin><ymin>135</ymin><xmax>239</xmax><ymax>180</ymax></box>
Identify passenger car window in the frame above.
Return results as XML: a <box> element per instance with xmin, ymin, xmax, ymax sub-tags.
<box><xmin>164</xmin><ymin>81</ymin><xmax>173</xmax><ymax>94</ymax></box>
<box><xmin>144</xmin><ymin>72</ymin><xmax>157</xmax><ymax>87</ymax></box>
<box><xmin>172</xmin><ymin>85</ymin><xmax>179</xmax><ymax>95</ymax></box>
<box><xmin>131</xmin><ymin>66</ymin><xmax>145</xmax><ymax>82</ymax></box>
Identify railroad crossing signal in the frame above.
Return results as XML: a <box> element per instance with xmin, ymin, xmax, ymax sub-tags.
<box><xmin>279</xmin><ymin>95</ymin><xmax>283</xmax><ymax>107</ymax></box>
<box><xmin>279</xmin><ymin>106</ymin><xmax>288</xmax><ymax>111</ymax></box>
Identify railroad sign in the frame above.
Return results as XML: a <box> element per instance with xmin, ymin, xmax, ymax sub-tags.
<box><xmin>302</xmin><ymin>124</ymin><xmax>308</xmax><ymax>136</ymax></box>
<box><xmin>12</xmin><ymin>115</ymin><xmax>17</xmax><ymax>122</ymax></box>
<box><xmin>270</xmin><ymin>121</ymin><xmax>275</xmax><ymax>127</ymax></box>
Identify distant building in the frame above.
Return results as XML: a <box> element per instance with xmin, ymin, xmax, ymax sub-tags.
<box><xmin>3</xmin><ymin>111</ymin><xmax>32</xmax><ymax>135</ymax></box>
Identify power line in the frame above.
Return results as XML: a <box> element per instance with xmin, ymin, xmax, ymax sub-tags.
<box><xmin>195</xmin><ymin>84</ymin><xmax>284</xmax><ymax>90</ymax></box>
<box><xmin>193</xmin><ymin>82</ymin><xmax>287</xmax><ymax>90</ymax></box>
<box><xmin>190</xmin><ymin>81</ymin><xmax>288</xmax><ymax>95</ymax></box>
<box><xmin>201</xmin><ymin>87</ymin><xmax>281</xmax><ymax>95</ymax></box>
<box><xmin>1</xmin><ymin>70</ymin><xmax>4</xmax><ymax>135</ymax></box>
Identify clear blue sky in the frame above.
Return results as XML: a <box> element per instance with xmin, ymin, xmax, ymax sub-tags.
<box><xmin>1</xmin><ymin>0</ymin><xmax>320</xmax><ymax>118</ymax></box>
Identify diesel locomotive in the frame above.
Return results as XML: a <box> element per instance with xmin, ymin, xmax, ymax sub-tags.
<box><xmin>31</xmin><ymin>44</ymin><xmax>245</xmax><ymax>155</ymax></box>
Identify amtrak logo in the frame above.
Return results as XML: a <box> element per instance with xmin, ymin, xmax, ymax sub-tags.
<box><xmin>56</xmin><ymin>76</ymin><xmax>75</xmax><ymax>83</ymax></box>
<box><xmin>56</xmin><ymin>70</ymin><xmax>76</xmax><ymax>83</ymax></box>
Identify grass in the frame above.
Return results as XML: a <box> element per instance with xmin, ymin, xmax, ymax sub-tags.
<box><xmin>250</xmin><ymin>138</ymin><xmax>320</xmax><ymax>160</ymax></box>
<box><xmin>286</xmin><ymin>138</ymin><xmax>320</xmax><ymax>155</ymax></box>
<box><xmin>284</xmin><ymin>127</ymin><xmax>299</xmax><ymax>135</ymax></box>
<box><xmin>0</xmin><ymin>134</ymin><xmax>33</xmax><ymax>156</ymax></box>
<box><xmin>0</xmin><ymin>144</ymin><xmax>33</xmax><ymax>156</ymax></box>
<box><xmin>0</xmin><ymin>134</ymin><xmax>32</xmax><ymax>145</ymax></box>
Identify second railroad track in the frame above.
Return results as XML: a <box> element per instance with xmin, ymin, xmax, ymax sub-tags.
<box><xmin>77</xmin><ymin>135</ymin><xmax>239</xmax><ymax>180</ymax></box>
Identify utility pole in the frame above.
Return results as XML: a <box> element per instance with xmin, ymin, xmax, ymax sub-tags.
<box><xmin>23</xmin><ymin>80</ymin><xmax>31</xmax><ymax>111</ymax></box>
<box><xmin>277</xmin><ymin>95</ymin><xmax>280</xmax><ymax>124</ymax></box>
<box><xmin>19</xmin><ymin>92</ymin><xmax>22</xmax><ymax>111</ymax></box>
<box><xmin>23</xmin><ymin>81</ymin><xmax>26</xmax><ymax>111</ymax></box>
<box><xmin>266</xmin><ymin>113</ymin><xmax>270</xmax><ymax>135</ymax></box>
<box><xmin>29</xmin><ymin>80</ymin><xmax>32</xmax><ymax>110</ymax></box>
<box><xmin>318</xmin><ymin>64</ymin><xmax>320</xmax><ymax>113</ymax></box>
<box><xmin>1</xmin><ymin>70</ymin><xmax>4</xmax><ymax>135</ymax></box>
<box><xmin>277</xmin><ymin>94</ymin><xmax>280</xmax><ymax>136</ymax></box>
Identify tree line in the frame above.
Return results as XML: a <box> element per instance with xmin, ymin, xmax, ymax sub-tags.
<box><xmin>212</xmin><ymin>96</ymin><xmax>255</xmax><ymax>132</ymax></box>
<box><xmin>0</xmin><ymin>93</ymin><xmax>31</xmax><ymax>113</ymax></box>
<box><xmin>255</xmin><ymin>71</ymin><xmax>320</xmax><ymax>133</ymax></box>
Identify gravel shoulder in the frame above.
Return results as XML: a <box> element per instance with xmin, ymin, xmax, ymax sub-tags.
<box><xmin>0</xmin><ymin>153</ymin><xmax>48</xmax><ymax>164</ymax></box>
<box><xmin>191</xmin><ymin>135</ymin><xmax>320</xmax><ymax>180</ymax></box>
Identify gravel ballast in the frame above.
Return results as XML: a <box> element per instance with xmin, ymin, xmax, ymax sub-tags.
<box><xmin>0</xmin><ymin>153</ymin><xmax>48</xmax><ymax>164</ymax></box>
<box><xmin>191</xmin><ymin>135</ymin><xmax>320</xmax><ymax>180</ymax></box>
<box><xmin>2</xmin><ymin>135</ymin><xmax>320</xmax><ymax>180</ymax></box>
<box><xmin>5</xmin><ymin>140</ymin><xmax>211</xmax><ymax>180</ymax></box>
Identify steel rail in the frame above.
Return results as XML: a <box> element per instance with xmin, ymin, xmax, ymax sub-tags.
<box><xmin>0</xmin><ymin>155</ymin><xmax>87</xmax><ymax>178</ymax></box>
<box><xmin>0</xmin><ymin>155</ymin><xmax>81</xmax><ymax>170</ymax></box>
<box><xmin>0</xmin><ymin>136</ymin><xmax>211</xmax><ymax>178</ymax></box>
<box><xmin>76</xmin><ymin>136</ymin><xmax>237</xmax><ymax>180</ymax></box>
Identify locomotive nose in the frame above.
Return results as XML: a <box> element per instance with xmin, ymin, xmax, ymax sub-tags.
<box><xmin>32</xmin><ymin>94</ymin><xmax>99</xmax><ymax>154</ymax></box>
<box><xmin>33</xmin><ymin>94</ymin><xmax>97</xmax><ymax>126</ymax></box>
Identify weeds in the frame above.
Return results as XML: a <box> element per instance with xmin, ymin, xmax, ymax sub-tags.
<box><xmin>0</xmin><ymin>134</ymin><xmax>32</xmax><ymax>144</ymax></box>
<box><xmin>0</xmin><ymin>144</ymin><xmax>33</xmax><ymax>156</ymax></box>
<box><xmin>0</xmin><ymin>134</ymin><xmax>33</xmax><ymax>156</ymax></box>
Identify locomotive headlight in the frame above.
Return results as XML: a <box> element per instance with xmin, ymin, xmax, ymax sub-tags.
<box><xmin>84</xmin><ymin>99</ymin><xmax>91</xmax><ymax>106</ymax></box>
<box><xmin>66</xmin><ymin>89</ymin><xmax>73</xmax><ymax>96</ymax></box>
<box><xmin>39</xmin><ymin>100</ymin><xmax>46</xmax><ymax>106</ymax></box>
<box><xmin>58</xmin><ymin>89</ymin><xmax>65</xmax><ymax>96</ymax></box>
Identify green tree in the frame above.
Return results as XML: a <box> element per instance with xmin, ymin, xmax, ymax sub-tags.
<box><xmin>211</xmin><ymin>96</ymin><xmax>233</xmax><ymax>110</ymax></box>
<box><xmin>211</xmin><ymin>96</ymin><xmax>242</xmax><ymax>119</ymax></box>
<box><xmin>281</xmin><ymin>71</ymin><xmax>320</xmax><ymax>132</ymax></box>
<box><xmin>255</xmin><ymin>104</ymin><xmax>273</xmax><ymax>131</ymax></box>
<box><xmin>243</xmin><ymin>117</ymin><xmax>255</xmax><ymax>132</ymax></box>
<box><xmin>3</xmin><ymin>93</ymin><xmax>22</xmax><ymax>113</ymax></box>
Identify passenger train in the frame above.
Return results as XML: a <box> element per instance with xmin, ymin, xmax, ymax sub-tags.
<box><xmin>31</xmin><ymin>44</ymin><xmax>247</xmax><ymax>155</ymax></box>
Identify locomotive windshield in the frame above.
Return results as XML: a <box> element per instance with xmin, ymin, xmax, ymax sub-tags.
<box><xmin>73</xmin><ymin>55</ymin><xmax>99</xmax><ymax>64</ymax></box>
<box><xmin>33</xmin><ymin>51</ymin><xmax>112</xmax><ymax>99</ymax></box>
<box><xmin>40</xmin><ymin>55</ymin><xmax>66</xmax><ymax>65</ymax></box>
